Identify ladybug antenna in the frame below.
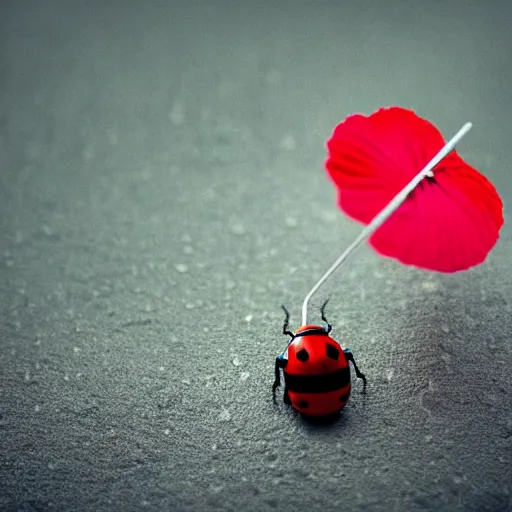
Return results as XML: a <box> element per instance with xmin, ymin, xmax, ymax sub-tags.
<box><xmin>281</xmin><ymin>305</ymin><xmax>295</xmax><ymax>340</ymax></box>
<box><xmin>320</xmin><ymin>299</ymin><xmax>332</xmax><ymax>333</ymax></box>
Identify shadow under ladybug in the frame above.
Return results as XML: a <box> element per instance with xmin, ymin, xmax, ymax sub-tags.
<box><xmin>272</xmin><ymin>300</ymin><xmax>366</xmax><ymax>418</ymax></box>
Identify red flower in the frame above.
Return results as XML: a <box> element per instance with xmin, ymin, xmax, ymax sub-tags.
<box><xmin>325</xmin><ymin>107</ymin><xmax>504</xmax><ymax>272</ymax></box>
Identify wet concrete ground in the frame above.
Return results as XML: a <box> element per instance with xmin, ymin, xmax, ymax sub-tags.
<box><xmin>1</xmin><ymin>1</ymin><xmax>511</xmax><ymax>511</ymax></box>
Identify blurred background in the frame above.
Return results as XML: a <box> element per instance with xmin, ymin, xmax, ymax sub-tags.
<box><xmin>1</xmin><ymin>1</ymin><xmax>511</xmax><ymax>511</ymax></box>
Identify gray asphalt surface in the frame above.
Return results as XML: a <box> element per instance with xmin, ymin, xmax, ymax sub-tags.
<box><xmin>1</xmin><ymin>1</ymin><xmax>511</xmax><ymax>511</ymax></box>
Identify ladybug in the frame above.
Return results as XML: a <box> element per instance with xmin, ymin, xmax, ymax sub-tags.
<box><xmin>272</xmin><ymin>300</ymin><xmax>366</xmax><ymax>417</ymax></box>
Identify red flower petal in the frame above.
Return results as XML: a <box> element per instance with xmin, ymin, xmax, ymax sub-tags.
<box><xmin>325</xmin><ymin>107</ymin><xmax>504</xmax><ymax>272</ymax></box>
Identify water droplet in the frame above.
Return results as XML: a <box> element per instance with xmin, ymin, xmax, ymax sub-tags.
<box><xmin>425</xmin><ymin>435</ymin><xmax>433</xmax><ymax>442</ymax></box>
<box><xmin>185</xmin><ymin>303</ymin><xmax>195</xmax><ymax>310</ymax></box>
<box><xmin>244</xmin><ymin>314</ymin><xmax>253</xmax><ymax>323</ymax></box>
<box><xmin>24</xmin><ymin>371</ymin><xmax>30</xmax><ymax>381</ymax></box>
<box><xmin>183</xmin><ymin>245</ymin><xmax>194</xmax><ymax>255</ymax></box>
<box><xmin>209</xmin><ymin>484</ymin><xmax>224</xmax><ymax>493</ymax></box>
<box><xmin>230</xmin><ymin>223</ymin><xmax>246</xmax><ymax>236</ymax></box>
<box><xmin>42</xmin><ymin>225</ymin><xmax>53</xmax><ymax>236</ymax></box>
<box><xmin>212</xmin><ymin>444</ymin><xmax>217</xmax><ymax>450</ymax></box>
<box><xmin>158</xmin><ymin>366</ymin><xmax>165</xmax><ymax>372</ymax></box>
<box><xmin>266</xmin><ymin>70</ymin><xmax>281</xmax><ymax>84</ymax></box>
<box><xmin>82</xmin><ymin>146</ymin><xmax>95</xmax><ymax>161</ymax></box>
<box><xmin>285</xmin><ymin>217</ymin><xmax>298</xmax><ymax>228</ymax></box>
<box><xmin>182</xmin><ymin>379</ymin><xmax>191</xmax><ymax>385</ymax></box>
<box><xmin>164</xmin><ymin>429</ymin><xmax>170</xmax><ymax>435</ymax></box>
<box><xmin>232</xmin><ymin>357</ymin><xmax>241</xmax><ymax>367</ymax></box>
<box><xmin>441</xmin><ymin>325</ymin><xmax>450</xmax><ymax>333</ymax></box>
<box><xmin>321</xmin><ymin>210</ymin><xmax>337</xmax><ymax>223</ymax></box>
<box><xmin>453</xmin><ymin>475</ymin><xmax>463</xmax><ymax>485</ymax></box>
<box><xmin>174</xmin><ymin>263</ymin><xmax>189</xmax><ymax>273</ymax></box>
<box><xmin>240</xmin><ymin>372</ymin><xmax>250</xmax><ymax>382</ymax></box>
<box><xmin>421</xmin><ymin>281</ymin><xmax>440</xmax><ymax>292</ymax></box>
<box><xmin>219</xmin><ymin>409</ymin><xmax>231</xmax><ymax>422</ymax></box>
<box><xmin>280</xmin><ymin>134</ymin><xmax>296</xmax><ymax>151</ymax></box>
<box><xmin>73</xmin><ymin>347</ymin><xmax>81</xmax><ymax>353</ymax></box>
<box><xmin>203</xmin><ymin>188</ymin><xmax>216</xmax><ymax>201</ymax></box>
<box><xmin>169</xmin><ymin>101</ymin><xmax>185</xmax><ymax>126</ymax></box>
<box><xmin>63</xmin><ymin>374</ymin><xmax>69</xmax><ymax>381</ymax></box>
<box><xmin>386</xmin><ymin>369</ymin><xmax>394</xmax><ymax>382</ymax></box>
<box><xmin>34</xmin><ymin>405</ymin><xmax>40</xmax><ymax>412</ymax></box>
<box><xmin>107</xmin><ymin>128</ymin><xmax>118</xmax><ymax>145</ymax></box>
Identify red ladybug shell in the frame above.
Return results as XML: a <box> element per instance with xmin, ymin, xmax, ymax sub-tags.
<box><xmin>284</xmin><ymin>325</ymin><xmax>351</xmax><ymax>416</ymax></box>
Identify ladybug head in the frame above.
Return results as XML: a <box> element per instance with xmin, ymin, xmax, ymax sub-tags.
<box><xmin>293</xmin><ymin>324</ymin><xmax>329</xmax><ymax>337</ymax></box>
<box><xmin>280</xmin><ymin>299</ymin><xmax>332</xmax><ymax>341</ymax></box>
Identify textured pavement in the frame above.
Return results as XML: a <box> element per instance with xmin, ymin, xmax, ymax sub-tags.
<box><xmin>1</xmin><ymin>1</ymin><xmax>511</xmax><ymax>511</ymax></box>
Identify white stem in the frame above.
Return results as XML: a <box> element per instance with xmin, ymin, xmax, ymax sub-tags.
<box><xmin>301</xmin><ymin>122</ymin><xmax>473</xmax><ymax>326</ymax></box>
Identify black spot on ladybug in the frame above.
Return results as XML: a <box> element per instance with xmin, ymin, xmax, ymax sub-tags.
<box><xmin>297</xmin><ymin>400</ymin><xmax>309</xmax><ymax>409</ymax></box>
<box><xmin>339</xmin><ymin>392</ymin><xmax>349</xmax><ymax>402</ymax></box>
<box><xmin>296</xmin><ymin>349</ymin><xmax>309</xmax><ymax>362</ymax></box>
<box><xmin>326</xmin><ymin>343</ymin><xmax>339</xmax><ymax>360</ymax></box>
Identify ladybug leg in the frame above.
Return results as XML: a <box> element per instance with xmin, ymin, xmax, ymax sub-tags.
<box><xmin>272</xmin><ymin>355</ymin><xmax>288</xmax><ymax>394</ymax></box>
<box><xmin>344</xmin><ymin>348</ymin><xmax>367</xmax><ymax>387</ymax></box>
<box><xmin>273</xmin><ymin>356</ymin><xmax>292</xmax><ymax>405</ymax></box>
<box><xmin>283</xmin><ymin>386</ymin><xmax>291</xmax><ymax>405</ymax></box>
<box><xmin>320</xmin><ymin>299</ymin><xmax>332</xmax><ymax>334</ymax></box>
<box><xmin>272</xmin><ymin>357</ymin><xmax>281</xmax><ymax>393</ymax></box>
